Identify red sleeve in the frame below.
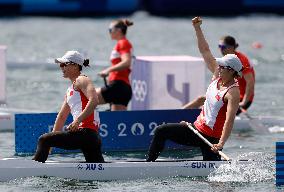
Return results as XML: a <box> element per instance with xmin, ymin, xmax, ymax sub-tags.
<box><xmin>117</xmin><ymin>39</ymin><xmax>132</xmax><ymax>55</ymax></box>
<box><xmin>242</xmin><ymin>66</ymin><xmax>254</xmax><ymax>75</ymax></box>
<box><xmin>238</xmin><ymin>53</ymin><xmax>253</xmax><ymax>75</ymax></box>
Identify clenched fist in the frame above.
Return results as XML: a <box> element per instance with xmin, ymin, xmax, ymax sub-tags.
<box><xmin>192</xmin><ymin>16</ymin><xmax>202</xmax><ymax>27</ymax></box>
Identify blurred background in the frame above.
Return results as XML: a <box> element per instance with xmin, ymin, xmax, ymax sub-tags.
<box><xmin>0</xmin><ymin>0</ymin><xmax>284</xmax><ymax>16</ymax></box>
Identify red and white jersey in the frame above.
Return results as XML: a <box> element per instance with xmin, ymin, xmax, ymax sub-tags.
<box><xmin>194</xmin><ymin>78</ymin><xmax>238</xmax><ymax>138</ymax></box>
<box><xmin>109</xmin><ymin>37</ymin><xmax>133</xmax><ymax>85</ymax></box>
<box><xmin>66</xmin><ymin>84</ymin><xmax>99</xmax><ymax>132</ymax></box>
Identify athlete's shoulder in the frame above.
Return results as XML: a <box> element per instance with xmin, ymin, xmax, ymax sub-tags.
<box><xmin>226</xmin><ymin>85</ymin><xmax>240</xmax><ymax>100</ymax></box>
<box><xmin>117</xmin><ymin>38</ymin><xmax>132</xmax><ymax>48</ymax></box>
<box><xmin>235</xmin><ymin>51</ymin><xmax>250</xmax><ymax>66</ymax></box>
<box><xmin>75</xmin><ymin>75</ymin><xmax>92</xmax><ymax>85</ymax></box>
<box><xmin>235</xmin><ymin>51</ymin><xmax>248</xmax><ymax>58</ymax></box>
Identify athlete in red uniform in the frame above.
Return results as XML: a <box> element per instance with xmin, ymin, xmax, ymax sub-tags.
<box><xmin>183</xmin><ymin>37</ymin><xmax>255</xmax><ymax>115</ymax></box>
<box><xmin>147</xmin><ymin>17</ymin><xmax>241</xmax><ymax>161</ymax></box>
<box><xmin>233</xmin><ymin>50</ymin><xmax>255</xmax><ymax>114</ymax></box>
<box><xmin>33</xmin><ymin>51</ymin><xmax>104</xmax><ymax>163</ymax></box>
<box><xmin>96</xmin><ymin>19</ymin><xmax>134</xmax><ymax>111</ymax></box>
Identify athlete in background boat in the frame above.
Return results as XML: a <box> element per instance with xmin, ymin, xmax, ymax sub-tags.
<box><xmin>146</xmin><ymin>17</ymin><xmax>242</xmax><ymax>161</ymax></box>
<box><xmin>96</xmin><ymin>19</ymin><xmax>134</xmax><ymax>111</ymax></box>
<box><xmin>33</xmin><ymin>51</ymin><xmax>104</xmax><ymax>163</ymax></box>
<box><xmin>183</xmin><ymin>36</ymin><xmax>255</xmax><ymax>115</ymax></box>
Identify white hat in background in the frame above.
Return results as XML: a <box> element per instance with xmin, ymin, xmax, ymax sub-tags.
<box><xmin>55</xmin><ymin>50</ymin><xmax>84</xmax><ymax>66</ymax></box>
<box><xmin>216</xmin><ymin>54</ymin><xmax>243</xmax><ymax>76</ymax></box>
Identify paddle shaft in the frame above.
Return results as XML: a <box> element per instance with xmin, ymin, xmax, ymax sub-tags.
<box><xmin>103</xmin><ymin>76</ymin><xmax>112</xmax><ymax>110</ymax></box>
<box><xmin>240</xmin><ymin>107</ymin><xmax>253</xmax><ymax>119</ymax></box>
<box><xmin>186</xmin><ymin>123</ymin><xmax>230</xmax><ymax>161</ymax></box>
<box><xmin>103</xmin><ymin>76</ymin><xmax>108</xmax><ymax>88</ymax></box>
<box><xmin>240</xmin><ymin>107</ymin><xmax>267</xmax><ymax>131</ymax></box>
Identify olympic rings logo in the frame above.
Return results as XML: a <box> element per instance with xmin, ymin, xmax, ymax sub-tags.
<box><xmin>132</xmin><ymin>80</ymin><xmax>147</xmax><ymax>101</ymax></box>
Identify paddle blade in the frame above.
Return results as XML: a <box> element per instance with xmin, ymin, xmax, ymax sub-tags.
<box><xmin>248</xmin><ymin>118</ymin><xmax>268</xmax><ymax>133</ymax></box>
<box><xmin>240</xmin><ymin>108</ymin><xmax>268</xmax><ymax>132</ymax></box>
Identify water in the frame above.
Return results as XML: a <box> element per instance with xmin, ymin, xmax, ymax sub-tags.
<box><xmin>1</xmin><ymin>12</ymin><xmax>284</xmax><ymax>191</ymax></box>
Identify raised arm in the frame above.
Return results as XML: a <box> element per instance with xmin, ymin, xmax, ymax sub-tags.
<box><xmin>192</xmin><ymin>17</ymin><xmax>218</xmax><ymax>77</ymax></box>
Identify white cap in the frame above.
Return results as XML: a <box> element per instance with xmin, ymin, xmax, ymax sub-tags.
<box><xmin>55</xmin><ymin>51</ymin><xmax>84</xmax><ymax>66</ymax></box>
<box><xmin>216</xmin><ymin>54</ymin><xmax>243</xmax><ymax>76</ymax></box>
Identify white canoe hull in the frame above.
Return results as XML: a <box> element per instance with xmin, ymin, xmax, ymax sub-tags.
<box><xmin>0</xmin><ymin>158</ymin><xmax>240</xmax><ymax>182</ymax></box>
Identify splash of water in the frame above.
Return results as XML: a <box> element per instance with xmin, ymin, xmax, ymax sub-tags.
<box><xmin>268</xmin><ymin>126</ymin><xmax>284</xmax><ymax>133</ymax></box>
<box><xmin>208</xmin><ymin>152</ymin><xmax>275</xmax><ymax>183</ymax></box>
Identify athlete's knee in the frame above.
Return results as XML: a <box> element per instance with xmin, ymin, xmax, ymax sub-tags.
<box><xmin>38</xmin><ymin>134</ymin><xmax>47</xmax><ymax>144</ymax></box>
<box><xmin>153</xmin><ymin>124</ymin><xmax>169</xmax><ymax>138</ymax></box>
<box><xmin>38</xmin><ymin>133</ymin><xmax>51</xmax><ymax>146</ymax></box>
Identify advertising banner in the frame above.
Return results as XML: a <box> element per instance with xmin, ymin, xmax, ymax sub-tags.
<box><xmin>15</xmin><ymin>109</ymin><xmax>201</xmax><ymax>154</ymax></box>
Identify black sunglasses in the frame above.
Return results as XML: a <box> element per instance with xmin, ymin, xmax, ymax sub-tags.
<box><xmin>59</xmin><ymin>62</ymin><xmax>74</xmax><ymax>68</ymax></box>
<box><xmin>108</xmin><ymin>27</ymin><xmax>116</xmax><ymax>33</ymax></box>
<box><xmin>218</xmin><ymin>65</ymin><xmax>233</xmax><ymax>70</ymax></box>
<box><xmin>218</xmin><ymin>44</ymin><xmax>228</xmax><ymax>50</ymax></box>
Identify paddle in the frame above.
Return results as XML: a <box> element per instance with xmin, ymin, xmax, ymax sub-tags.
<box><xmin>103</xmin><ymin>76</ymin><xmax>108</xmax><ymax>89</ymax></box>
<box><xmin>240</xmin><ymin>108</ymin><xmax>268</xmax><ymax>132</ymax></box>
<box><xmin>103</xmin><ymin>76</ymin><xmax>112</xmax><ymax>110</ymax></box>
<box><xmin>185</xmin><ymin>122</ymin><xmax>231</xmax><ymax>161</ymax></box>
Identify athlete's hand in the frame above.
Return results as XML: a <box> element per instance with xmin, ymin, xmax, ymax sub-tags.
<box><xmin>192</xmin><ymin>16</ymin><xmax>202</xmax><ymax>27</ymax></box>
<box><xmin>211</xmin><ymin>143</ymin><xmax>223</xmax><ymax>153</ymax></box>
<box><xmin>98</xmin><ymin>69</ymin><xmax>110</xmax><ymax>78</ymax></box>
<box><xmin>67</xmin><ymin>119</ymin><xmax>80</xmax><ymax>132</ymax></box>
<box><xmin>239</xmin><ymin>100</ymin><xmax>247</xmax><ymax>108</ymax></box>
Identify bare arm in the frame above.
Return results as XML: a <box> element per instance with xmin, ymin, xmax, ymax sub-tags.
<box><xmin>99</xmin><ymin>53</ymin><xmax>131</xmax><ymax>77</ymax></box>
<box><xmin>182</xmin><ymin>95</ymin><xmax>205</xmax><ymax>109</ymax></box>
<box><xmin>109</xmin><ymin>53</ymin><xmax>131</xmax><ymax>71</ymax></box>
<box><xmin>240</xmin><ymin>73</ymin><xmax>254</xmax><ymax>106</ymax></box>
<box><xmin>192</xmin><ymin>17</ymin><xmax>219</xmax><ymax>77</ymax></box>
<box><xmin>52</xmin><ymin>98</ymin><xmax>70</xmax><ymax>132</ymax></box>
<box><xmin>212</xmin><ymin>87</ymin><xmax>240</xmax><ymax>152</ymax></box>
<box><xmin>67</xmin><ymin>76</ymin><xmax>98</xmax><ymax>131</ymax></box>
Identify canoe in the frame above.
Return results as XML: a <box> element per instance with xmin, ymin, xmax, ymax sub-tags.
<box><xmin>0</xmin><ymin>158</ymin><xmax>249</xmax><ymax>182</ymax></box>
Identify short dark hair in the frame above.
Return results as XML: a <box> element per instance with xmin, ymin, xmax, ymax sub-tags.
<box><xmin>221</xmin><ymin>36</ymin><xmax>239</xmax><ymax>49</ymax></box>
